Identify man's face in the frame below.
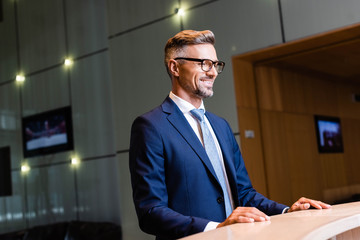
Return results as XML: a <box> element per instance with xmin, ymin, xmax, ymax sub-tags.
<box><xmin>174</xmin><ymin>44</ymin><xmax>219</xmax><ymax>100</ymax></box>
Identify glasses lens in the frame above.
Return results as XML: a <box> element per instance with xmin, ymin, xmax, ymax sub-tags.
<box><xmin>201</xmin><ymin>59</ymin><xmax>225</xmax><ymax>73</ymax></box>
<box><xmin>201</xmin><ymin>59</ymin><xmax>213</xmax><ymax>72</ymax></box>
<box><xmin>216</xmin><ymin>62</ymin><xmax>225</xmax><ymax>73</ymax></box>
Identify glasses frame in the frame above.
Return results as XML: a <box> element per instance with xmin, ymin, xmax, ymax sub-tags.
<box><xmin>174</xmin><ymin>57</ymin><xmax>225</xmax><ymax>74</ymax></box>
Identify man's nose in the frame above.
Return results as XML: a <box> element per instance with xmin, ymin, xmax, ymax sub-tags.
<box><xmin>206</xmin><ymin>65</ymin><xmax>218</xmax><ymax>78</ymax></box>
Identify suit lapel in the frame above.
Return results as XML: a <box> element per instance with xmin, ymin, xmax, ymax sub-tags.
<box><xmin>161</xmin><ymin>97</ymin><xmax>219</xmax><ymax>181</ymax></box>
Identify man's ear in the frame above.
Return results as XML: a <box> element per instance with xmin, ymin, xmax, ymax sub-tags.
<box><xmin>168</xmin><ymin>59</ymin><xmax>180</xmax><ymax>77</ymax></box>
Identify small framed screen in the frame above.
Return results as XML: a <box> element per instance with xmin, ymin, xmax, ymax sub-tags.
<box><xmin>21</xmin><ymin>106</ymin><xmax>74</xmax><ymax>158</ymax></box>
<box><xmin>314</xmin><ymin>115</ymin><xmax>344</xmax><ymax>153</ymax></box>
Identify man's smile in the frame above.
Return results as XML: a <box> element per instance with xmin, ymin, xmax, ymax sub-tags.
<box><xmin>200</xmin><ymin>78</ymin><xmax>214</xmax><ymax>87</ymax></box>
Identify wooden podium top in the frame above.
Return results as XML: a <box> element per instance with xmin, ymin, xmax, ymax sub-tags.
<box><xmin>181</xmin><ymin>201</ymin><xmax>360</xmax><ymax>240</ymax></box>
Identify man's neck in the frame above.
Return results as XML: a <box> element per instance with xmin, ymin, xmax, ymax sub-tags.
<box><xmin>170</xmin><ymin>91</ymin><xmax>205</xmax><ymax>110</ymax></box>
<box><xmin>171</xmin><ymin>90</ymin><xmax>203</xmax><ymax>109</ymax></box>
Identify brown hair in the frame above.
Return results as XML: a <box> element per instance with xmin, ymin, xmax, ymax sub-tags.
<box><xmin>164</xmin><ymin>30</ymin><xmax>215</xmax><ymax>77</ymax></box>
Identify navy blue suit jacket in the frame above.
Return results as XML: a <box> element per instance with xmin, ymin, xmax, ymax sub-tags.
<box><xmin>129</xmin><ymin>97</ymin><xmax>287</xmax><ymax>239</ymax></box>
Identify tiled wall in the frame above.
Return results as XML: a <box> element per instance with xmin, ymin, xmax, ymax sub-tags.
<box><xmin>1</xmin><ymin>0</ymin><xmax>360</xmax><ymax>239</ymax></box>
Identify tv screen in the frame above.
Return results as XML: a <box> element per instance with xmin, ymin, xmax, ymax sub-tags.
<box><xmin>0</xmin><ymin>146</ymin><xmax>12</xmax><ymax>197</ymax></box>
<box><xmin>314</xmin><ymin>115</ymin><xmax>344</xmax><ymax>153</ymax></box>
<box><xmin>22</xmin><ymin>106</ymin><xmax>74</xmax><ymax>158</ymax></box>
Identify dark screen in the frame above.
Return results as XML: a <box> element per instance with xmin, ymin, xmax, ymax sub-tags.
<box><xmin>0</xmin><ymin>146</ymin><xmax>12</xmax><ymax>197</ymax></box>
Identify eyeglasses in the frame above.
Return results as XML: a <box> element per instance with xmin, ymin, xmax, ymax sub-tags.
<box><xmin>174</xmin><ymin>57</ymin><xmax>225</xmax><ymax>74</ymax></box>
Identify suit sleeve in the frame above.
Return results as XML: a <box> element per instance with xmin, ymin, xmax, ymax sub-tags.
<box><xmin>129</xmin><ymin>116</ymin><xmax>209</xmax><ymax>239</ymax></box>
<box><xmin>226</xmin><ymin>121</ymin><xmax>289</xmax><ymax>215</ymax></box>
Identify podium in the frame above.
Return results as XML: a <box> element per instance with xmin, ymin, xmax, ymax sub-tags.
<box><xmin>181</xmin><ymin>202</ymin><xmax>360</xmax><ymax>240</ymax></box>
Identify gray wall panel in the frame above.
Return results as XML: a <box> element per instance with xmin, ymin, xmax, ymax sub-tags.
<box><xmin>109</xmin><ymin>18</ymin><xmax>175</xmax><ymax>150</ymax></box>
<box><xmin>21</xmin><ymin>68</ymin><xmax>70</xmax><ymax>117</ymax></box>
<box><xmin>0</xmin><ymin>172</ymin><xmax>26</xmax><ymax>233</ymax></box>
<box><xmin>0</xmin><ymin>84</ymin><xmax>22</xmax><ymax>168</ymax></box>
<box><xmin>65</xmin><ymin>0</ymin><xmax>108</xmax><ymax>57</ymax></box>
<box><xmin>282</xmin><ymin>0</ymin><xmax>360</xmax><ymax>41</ymax></box>
<box><xmin>70</xmin><ymin>52</ymin><xmax>115</xmax><ymax>159</ymax></box>
<box><xmin>26</xmin><ymin>165</ymin><xmax>76</xmax><ymax>228</ymax></box>
<box><xmin>77</xmin><ymin>157</ymin><xmax>121</xmax><ymax>225</ymax></box>
<box><xmin>0</xmin><ymin>1</ymin><xmax>17</xmax><ymax>83</ymax></box>
<box><xmin>18</xmin><ymin>0</ymin><xmax>66</xmax><ymax>74</ymax></box>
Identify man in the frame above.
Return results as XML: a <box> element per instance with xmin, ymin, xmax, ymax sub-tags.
<box><xmin>129</xmin><ymin>30</ymin><xmax>330</xmax><ymax>240</ymax></box>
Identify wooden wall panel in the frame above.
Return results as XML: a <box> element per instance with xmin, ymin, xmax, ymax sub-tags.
<box><xmin>246</xmin><ymin>65</ymin><xmax>359</xmax><ymax>204</ymax></box>
<box><xmin>259</xmin><ymin>67</ymin><xmax>341</xmax><ymax>116</ymax></box>
<box><xmin>279</xmin><ymin>70</ymin><xmax>308</xmax><ymax>113</ymax></box>
<box><xmin>283</xmin><ymin>113</ymin><xmax>323</xmax><ymax>201</ymax></box>
<box><xmin>281</xmin><ymin>71</ymin><xmax>340</xmax><ymax>115</ymax></box>
<box><xmin>303</xmin><ymin>76</ymin><xmax>339</xmax><ymax>116</ymax></box>
<box><xmin>259</xmin><ymin>111</ymin><xmax>292</xmax><ymax>205</ymax></box>
<box><xmin>342</xmin><ymin>118</ymin><xmax>360</xmax><ymax>185</ymax></box>
<box><xmin>255</xmin><ymin>66</ymin><xmax>283</xmax><ymax>111</ymax></box>
<box><xmin>232</xmin><ymin>59</ymin><xmax>257</xmax><ymax>108</ymax></box>
<box><xmin>323</xmin><ymin>184</ymin><xmax>360</xmax><ymax>204</ymax></box>
<box><xmin>337</xmin><ymin>83</ymin><xmax>360</xmax><ymax>119</ymax></box>
<box><xmin>236</xmin><ymin>107</ymin><xmax>267</xmax><ymax>196</ymax></box>
<box><xmin>319</xmin><ymin>154</ymin><xmax>347</xmax><ymax>189</ymax></box>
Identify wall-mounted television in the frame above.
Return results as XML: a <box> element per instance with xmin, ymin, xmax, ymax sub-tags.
<box><xmin>21</xmin><ymin>106</ymin><xmax>74</xmax><ymax>158</ymax></box>
<box><xmin>314</xmin><ymin>115</ymin><xmax>344</xmax><ymax>153</ymax></box>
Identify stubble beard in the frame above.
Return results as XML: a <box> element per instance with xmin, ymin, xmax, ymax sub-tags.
<box><xmin>195</xmin><ymin>85</ymin><xmax>213</xmax><ymax>99</ymax></box>
<box><xmin>195</xmin><ymin>77</ymin><xmax>214</xmax><ymax>99</ymax></box>
<box><xmin>177</xmin><ymin>76</ymin><xmax>214</xmax><ymax>100</ymax></box>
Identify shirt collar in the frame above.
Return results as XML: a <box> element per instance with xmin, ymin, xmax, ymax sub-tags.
<box><xmin>169</xmin><ymin>91</ymin><xmax>205</xmax><ymax>114</ymax></box>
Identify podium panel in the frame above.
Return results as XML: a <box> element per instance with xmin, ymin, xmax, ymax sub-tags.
<box><xmin>181</xmin><ymin>202</ymin><xmax>360</xmax><ymax>240</ymax></box>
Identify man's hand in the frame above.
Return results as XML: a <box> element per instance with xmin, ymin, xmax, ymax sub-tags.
<box><xmin>217</xmin><ymin>207</ymin><xmax>270</xmax><ymax>228</ymax></box>
<box><xmin>288</xmin><ymin>197</ymin><xmax>331</xmax><ymax>213</ymax></box>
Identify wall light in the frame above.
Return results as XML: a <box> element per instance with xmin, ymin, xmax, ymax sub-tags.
<box><xmin>175</xmin><ymin>8</ymin><xmax>185</xmax><ymax>16</ymax></box>
<box><xmin>64</xmin><ymin>58</ymin><xmax>74</xmax><ymax>67</ymax></box>
<box><xmin>21</xmin><ymin>164</ymin><xmax>30</xmax><ymax>173</ymax></box>
<box><xmin>15</xmin><ymin>74</ymin><xmax>25</xmax><ymax>82</ymax></box>
<box><xmin>71</xmin><ymin>157</ymin><xmax>80</xmax><ymax>166</ymax></box>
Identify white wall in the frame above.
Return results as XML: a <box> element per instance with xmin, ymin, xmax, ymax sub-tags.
<box><xmin>0</xmin><ymin>0</ymin><xmax>360</xmax><ymax>239</ymax></box>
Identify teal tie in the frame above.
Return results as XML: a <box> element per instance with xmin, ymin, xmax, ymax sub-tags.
<box><xmin>190</xmin><ymin>109</ymin><xmax>232</xmax><ymax>217</ymax></box>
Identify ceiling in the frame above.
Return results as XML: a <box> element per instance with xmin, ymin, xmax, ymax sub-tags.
<box><xmin>264</xmin><ymin>38</ymin><xmax>360</xmax><ymax>81</ymax></box>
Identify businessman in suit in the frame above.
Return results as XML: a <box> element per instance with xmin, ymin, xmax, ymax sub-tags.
<box><xmin>129</xmin><ymin>30</ymin><xmax>330</xmax><ymax>240</ymax></box>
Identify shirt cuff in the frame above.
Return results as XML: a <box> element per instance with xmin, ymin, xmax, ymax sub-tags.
<box><xmin>204</xmin><ymin>221</ymin><xmax>220</xmax><ymax>232</ymax></box>
<box><xmin>282</xmin><ymin>207</ymin><xmax>290</xmax><ymax>214</ymax></box>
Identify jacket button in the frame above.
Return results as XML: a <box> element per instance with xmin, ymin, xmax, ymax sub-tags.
<box><xmin>217</xmin><ymin>197</ymin><xmax>224</xmax><ymax>203</ymax></box>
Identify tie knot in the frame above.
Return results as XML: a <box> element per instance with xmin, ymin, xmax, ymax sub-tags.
<box><xmin>190</xmin><ymin>109</ymin><xmax>205</xmax><ymax>122</ymax></box>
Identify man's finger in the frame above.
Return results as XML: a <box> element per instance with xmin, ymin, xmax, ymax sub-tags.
<box><xmin>239</xmin><ymin>213</ymin><xmax>269</xmax><ymax>222</ymax></box>
<box><xmin>301</xmin><ymin>203</ymin><xmax>310</xmax><ymax>210</ymax></box>
<box><xmin>238</xmin><ymin>216</ymin><xmax>255</xmax><ymax>223</ymax></box>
